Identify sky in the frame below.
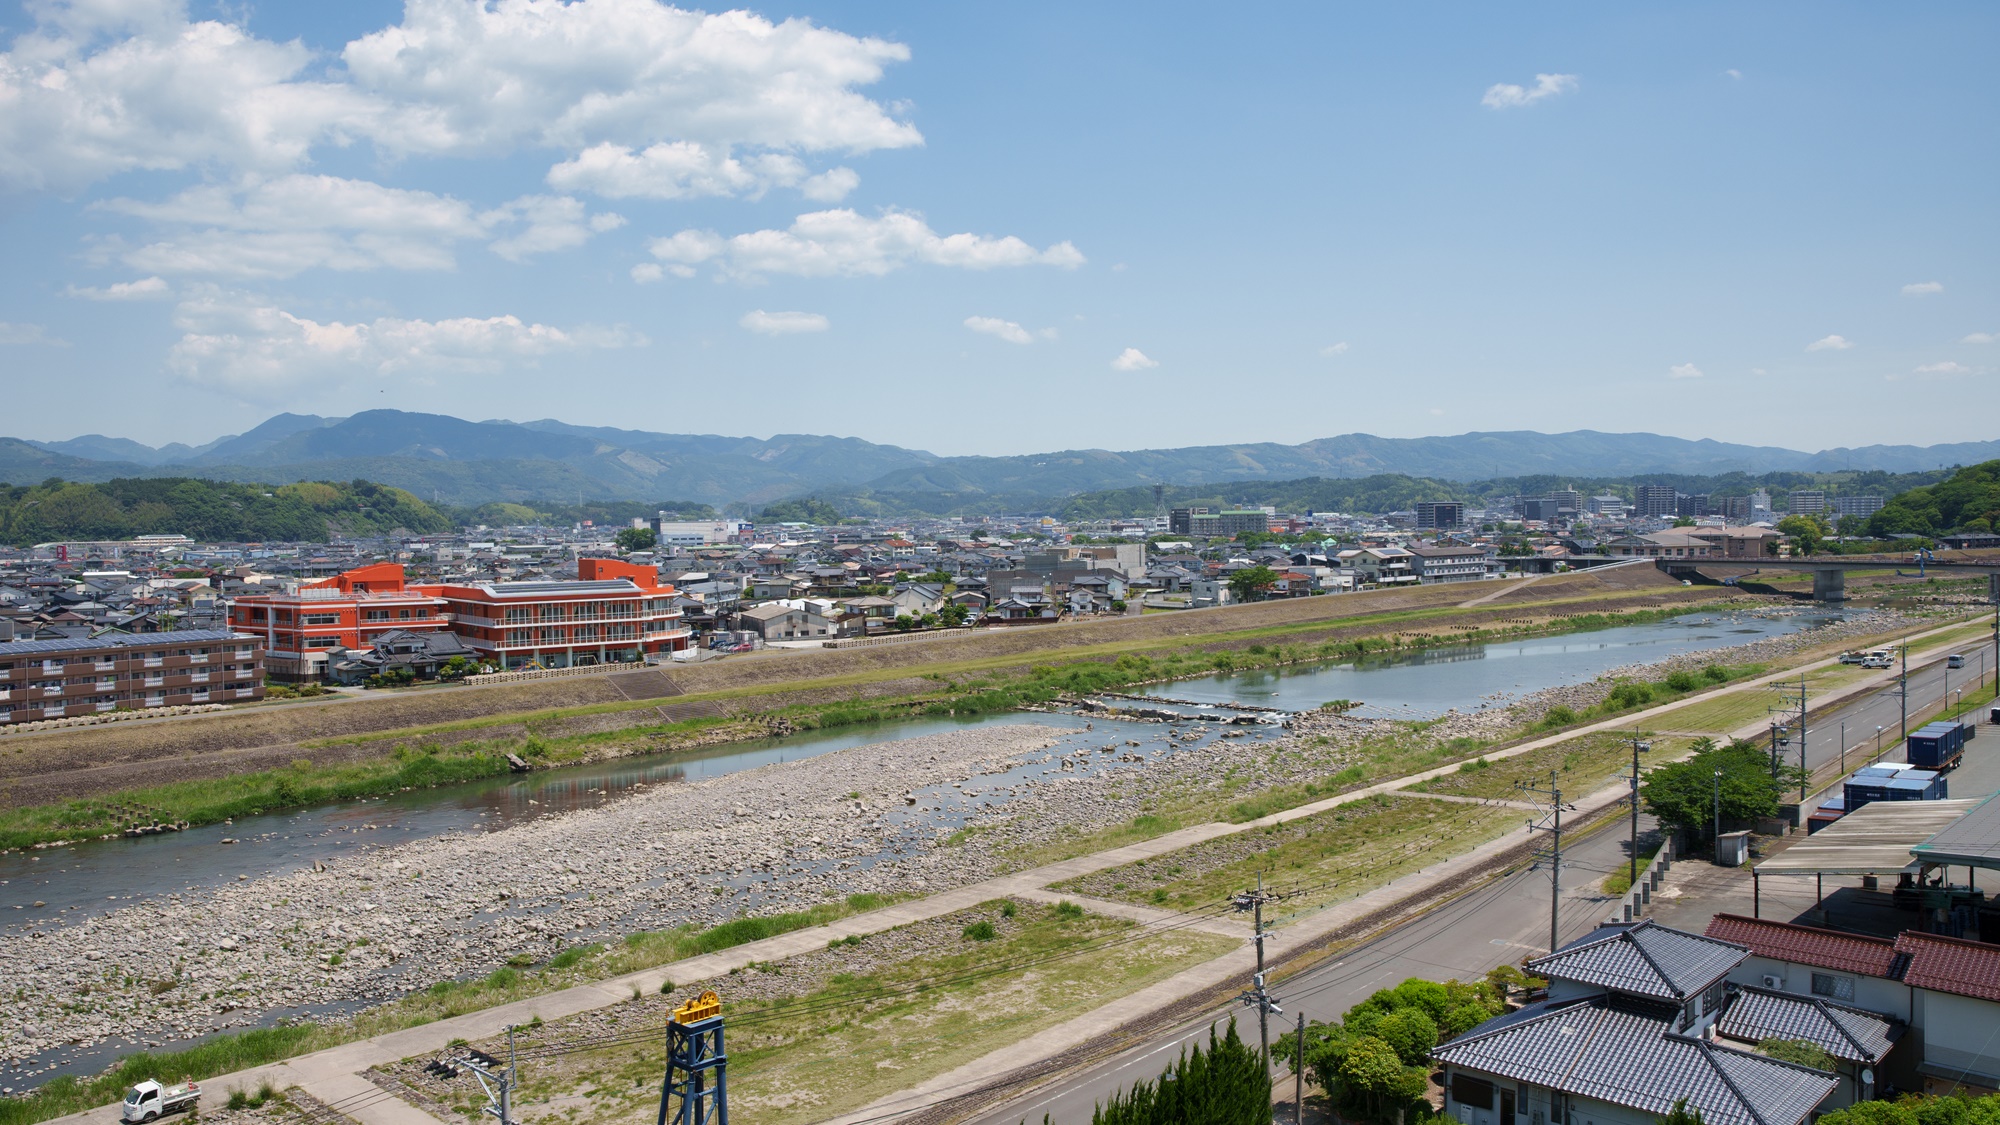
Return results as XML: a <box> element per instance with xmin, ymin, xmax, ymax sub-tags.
<box><xmin>0</xmin><ymin>0</ymin><xmax>1995</xmax><ymax>457</ymax></box>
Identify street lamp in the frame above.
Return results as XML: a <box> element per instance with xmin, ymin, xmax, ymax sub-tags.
<box><xmin>1875</xmin><ymin>725</ymin><xmax>1885</xmax><ymax>762</ymax></box>
<box><xmin>1627</xmin><ymin>737</ymin><xmax>1652</xmax><ymax>890</ymax></box>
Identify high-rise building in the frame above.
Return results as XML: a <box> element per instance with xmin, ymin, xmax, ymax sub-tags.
<box><xmin>1676</xmin><ymin>494</ymin><xmax>1711</xmax><ymax>518</ymax></box>
<box><xmin>1633</xmin><ymin>485</ymin><xmax>1680</xmax><ymax>519</ymax></box>
<box><xmin>1546</xmin><ymin>489</ymin><xmax>1583</xmax><ymax>514</ymax></box>
<box><xmin>1520</xmin><ymin>498</ymin><xmax>1562</xmax><ymax>523</ymax></box>
<box><xmin>1833</xmin><ymin>496</ymin><xmax>1885</xmax><ymax>518</ymax></box>
<box><xmin>1415</xmin><ymin>502</ymin><xmax>1466</xmax><ymax>530</ymax></box>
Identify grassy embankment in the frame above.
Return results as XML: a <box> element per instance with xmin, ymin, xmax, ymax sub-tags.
<box><xmin>482</xmin><ymin>901</ymin><xmax>1234</xmax><ymax>1125</ymax></box>
<box><xmin>0</xmin><ymin>599</ymin><xmax>1745</xmax><ymax>851</ymax></box>
<box><xmin>0</xmin><ymin>893</ymin><xmax>905</xmax><ymax>1125</ymax></box>
<box><xmin>1051</xmin><ymin>794</ymin><xmax>1519</xmax><ymax>916</ymax></box>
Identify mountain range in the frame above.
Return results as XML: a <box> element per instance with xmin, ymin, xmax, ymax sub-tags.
<box><xmin>4</xmin><ymin>410</ymin><xmax>1995</xmax><ymax>511</ymax></box>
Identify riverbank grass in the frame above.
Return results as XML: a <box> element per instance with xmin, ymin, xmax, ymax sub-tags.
<box><xmin>0</xmin><ymin>894</ymin><xmax>902</xmax><ymax>1125</ymax></box>
<box><xmin>486</xmin><ymin>902</ymin><xmax>1234</xmax><ymax>1125</ymax></box>
<box><xmin>1411</xmin><ymin>731</ymin><xmax>1677</xmax><ymax>802</ymax></box>
<box><xmin>1051</xmin><ymin>794</ymin><xmax>1517</xmax><ymax>917</ymax></box>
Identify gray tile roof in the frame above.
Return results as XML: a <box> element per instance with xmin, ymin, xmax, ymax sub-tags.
<box><xmin>1529</xmin><ymin>919</ymin><xmax>1749</xmax><ymax>1001</ymax></box>
<box><xmin>1433</xmin><ymin>997</ymin><xmax>1837</xmax><ymax>1125</ymax></box>
<box><xmin>1717</xmin><ymin>986</ymin><xmax>1901</xmax><ymax>1064</ymax></box>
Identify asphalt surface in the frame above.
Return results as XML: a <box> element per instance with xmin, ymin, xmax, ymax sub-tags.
<box><xmin>966</xmin><ymin>644</ymin><xmax>1998</xmax><ymax>1125</ymax></box>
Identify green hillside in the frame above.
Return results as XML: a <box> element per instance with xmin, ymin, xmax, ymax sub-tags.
<box><xmin>0</xmin><ymin>479</ymin><xmax>454</xmax><ymax>546</ymax></box>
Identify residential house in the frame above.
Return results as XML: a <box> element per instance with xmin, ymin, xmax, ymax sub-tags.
<box><xmin>1434</xmin><ymin>919</ymin><xmax>1853</xmax><ymax>1125</ymax></box>
<box><xmin>738</xmin><ymin>602</ymin><xmax>840</xmax><ymax>641</ymax></box>
<box><xmin>890</xmin><ymin>583</ymin><xmax>946</xmax><ymax>618</ymax></box>
<box><xmin>1706</xmin><ymin>913</ymin><xmax>2000</xmax><ymax>1097</ymax></box>
<box><xmin>1337</xmin><ymin>547</ymin><xmax>1419</xmax><ymax>586</ymax></box>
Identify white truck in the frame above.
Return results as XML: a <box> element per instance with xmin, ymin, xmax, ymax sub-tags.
<box><xmin>122</xmin><ymin>1080</ymin><xmax>200</xmax><ymax>1122</ymax></box>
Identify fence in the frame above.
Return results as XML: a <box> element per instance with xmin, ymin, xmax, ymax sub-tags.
<box><xmin>820</xmin><ymin>627</ymin><xmax>974</xmax><ymax>650</ymax></box>
<box><xmin>462</xmin><ymin>661</ymin><xmax>649</xmax><ymax>687</ymax></box>
<box><xmin>1613</xmin><ymin>835</ymin><xmax>1677</xmax><ymax>925</ymax></box>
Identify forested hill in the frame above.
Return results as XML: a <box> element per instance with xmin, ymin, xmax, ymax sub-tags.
<box><xmin>0</xmin><ymin>479</ymin><xmax>454</xmax><ymax>546</ymax></box>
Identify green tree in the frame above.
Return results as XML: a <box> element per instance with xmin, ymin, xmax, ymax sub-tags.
<box><xmin>1642</xmin><ymin>736</ymin><xmax>1789</xmax><ymax>839</ymax></box>
<box><xmin>1090</xmin><ymin>1020</ymin><xmax>1270</xmax><ymax>1125</ymax></box>
<box><xmin>1226</xmin><ymin>566</ymin><xmax>1278</xmax><ymax>603</ymax></box>
<box><xmin>1778</xmin><ymin>514</ymin><xmax>1831</xmax><ymax>556</ymax></box>
<box><xmin>1660</xmin><ymin>1097</ymin><xmax>1706</xmax><ymax>1125</ymax></box>
<box><xmin>614</xmin><ymin>526</ymin><xmax>658</xmax><ymax>552</ymax></box>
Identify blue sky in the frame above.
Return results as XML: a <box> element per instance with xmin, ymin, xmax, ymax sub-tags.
<box><xmin>0</xmin><ymin>1</ymin><xmax>1994</xmax><ymax>457</ymax></box>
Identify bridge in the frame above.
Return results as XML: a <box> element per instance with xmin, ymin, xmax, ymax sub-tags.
<box><xmin>1653</xmin><ymin>555</ymin><xmax>2000</xmax><ymax>602</ymax></box>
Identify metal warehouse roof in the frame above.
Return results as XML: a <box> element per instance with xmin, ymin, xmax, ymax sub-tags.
<box><xmin>1909</xmin><ymin>792</ymin><xmax>2000</xmax><ymax>873</ymax></box>
<box><xmin>1756</xmin><ymin>799</ymin><xmax>1979</xmax><ymax>877</ymax></box>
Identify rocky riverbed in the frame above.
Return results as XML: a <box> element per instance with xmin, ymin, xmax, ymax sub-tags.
<box><xmin>0</xmin><ymin>605</ymin><xmax>1947</xmax><ymax>1087</ymax></box>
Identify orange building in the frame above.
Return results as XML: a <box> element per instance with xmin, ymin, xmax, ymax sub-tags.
<box><xmin>412</xmin><ymin>557</ymin><xmax>688</xmax><ymax>670</ymax></box>
<box><xmin>228</xmin><ymin>563</ymin><xmax>449</xmax><ymax>680</ymax></box>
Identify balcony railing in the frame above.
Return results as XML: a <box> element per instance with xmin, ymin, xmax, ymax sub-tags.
<box><xmin>191</xmin><ymin>673</ymin><xmax>210</xmax><ymax>684</ymax></box>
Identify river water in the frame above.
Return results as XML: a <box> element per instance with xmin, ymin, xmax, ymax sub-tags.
<box><xmin>0</xmin><ymin>608</ymin><xmax>1837</xmax><ymax>924</ymax></box>
<box><xmin>0</xmin><ymin>606</ymin><xmax>1843</xmax><ymax>1090</ymax></box>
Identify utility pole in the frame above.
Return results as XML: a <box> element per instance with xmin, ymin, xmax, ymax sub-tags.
<box><xmin>1770</xmin><ymin>676</ymin><xmax>1808</xmax><ymax>801</ymax></box>
<box><xmin>462</xmin><ymin>1025</ymin><xmax>518</xmax><ymax>1125</ymax></box>
<box><xmin>1900</xmin><ymin>643</ymin><xmax>1910</xmax><ymax>742</ymax></box>
<box><xmin>1233</xmin><ymin>875</ymin><xmax>1282</xmax><ymax>1064</ymax></box>
<box><xmin>1518</xmin><ymin>771</ymin><xmax>1569</xmax><ymax>952</ymax></box>
<box><xmin>1294</xmin><ymin>1010</ymin><xmax>1306</xmax><ymax>1125</ymax></box>
<box><xmin>1626</xmin><ymin>737</ymin><xmax>1651</xmax><ymax>890</ymax></box>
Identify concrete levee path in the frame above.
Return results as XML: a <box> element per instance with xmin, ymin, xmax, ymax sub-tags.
<box><xmin>38</xmin><ymin>612</ymin><xmax>1983</xmax><ymax>1125</ymax></box>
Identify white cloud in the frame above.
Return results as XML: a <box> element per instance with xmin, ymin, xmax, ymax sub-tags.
<box><xmin>739</xmin><ymin>309</ymin><xmax>828</xmax><ymax>335</ymax></box>
<box><xmin>1964</xmin><ymin>332</ymin><xmax>1997</xmax><ymax>344</ymax></box>
<box><xmin>97</xmin><ymin>175</ymin><xmax>619</xmax><ymax>276</ymax></box>
<box><xmin>65</xmin><ymin>275</ymin><xmax>170</xmax><ymax>300</ymax></box>
<box><xmin>1902</xmin><ymin>281</ymin><xmax>1944</xmax><ymax>296</ymax></box>
<box><xmin>630</xmin><ymin>262</ymin><xmax>665</xmax><ymax>284</ymax></box>
<box><xmin>965</xmin><ymin>316</ymin><xmax>1032</xmax><ymax>345</ymax></box>
<box><xmin>1669</xmin><ymin>362</ymin><xmax>1703</xmax><ymax>379</ymax></box>
<box><xmin>1726</xmin><ymin>68</ymin><xmax>1742</xmax><ymax>79</ymax></box>
<box><xmin>1750</xmin><ymin>367</ymin><xmax>1768</xmax><ymax>375</ymax></box>
<box><xmin>482</xmin><ymin>194</ymin><xmax>625</xmax><ymax>262</ymax></box>
<box><xmin>0</xmin><ymin>321</ymin><xmax>67</xmax><ymax>345</ymax></box>
<box><xmin>0</xmin><ymin>1</ymin><xmax>381</xmax><ymax>197</ymax></box>
<box><xmin>800</xmin><ymin>167</ymin><xmax>860</xmax><ymax>202</ymax></box>
<box><xmin>650</xmin><ymin>209</ymin><xmax>1084</xmax><ymax>280</ymax></box>
<box><xmin>1320</xmin><ymin>341</ymin><xmax>1349</xmax><ymax>356</ymax></box>
<box><xmin>1915</xmin><ymin>361</ymin><xmax>1974</xmax><ymax>376</ymax></box>
<box><xmin>1806</xmin><ymin>334</ymin><xmax>1855</xmax><ymax>351</ymax></box>
<box><xmin>0</xmin><ymin>0</ymin><xmax>919</xmax><ymax>202</ymax></box>
<box><xmin>166</xmin><ymin>290</ymin><xmax>638</xmax><ymax>396</ymax></box>
<box><xmin>1111</xmin><ymin>347</ymin><xmax>1157</xmax><ymax>372</ymax></box>
<box><xmin>1481</xmin><ymin>73</ymin><xmax>1578</xmax><ymax>110</ymax></box>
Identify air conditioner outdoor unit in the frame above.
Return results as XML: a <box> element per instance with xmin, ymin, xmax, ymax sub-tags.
<box><xmin>1762</xmin><ymin>975</ymin><xmax>1784</xmax><ymax>989</ymax></box>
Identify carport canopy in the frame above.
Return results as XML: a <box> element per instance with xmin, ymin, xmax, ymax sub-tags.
<box><xmin>1910</xmin><ymin>791</ymin><xmax>2000</xmax><ymax>873</ymax></box>
<box><xmin>1756</xmin><ymin>799</ymin><xmax>1980</xmax><ymax>877</ymax></box>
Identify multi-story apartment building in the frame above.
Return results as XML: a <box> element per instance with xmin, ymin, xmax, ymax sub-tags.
<box><xmin>1789</xmin><ymin>489</ymin><xmax>1829</xmax><ymax>516</ymax></box>
<box><xmin>1834</xmin><ymin>495</ymin><xmax>1884</xmax><ymax>518</ymax></box>
<box><xmin>420</xmin><ymin>557</ymin><xmax>691</xmax><ymax>669</ymax></box>
<box><xmin>1633</xmin><ymin>484</ymin><xmax>1680</xmax><ymax>519</ymax></box>
<box><xmin>228</xmin><ymin>562</ymin><xmax>450</xmax><ymax>681</ymax></box>
<box><xmin>0</xmin><ymin>629</ymin><xmax>265</xmax><ymax>723</ymax></box>
<box><xmin>1414</xmin><ymin>501</ymin><xmax>1466</xmax><ymax>530</ymax></box>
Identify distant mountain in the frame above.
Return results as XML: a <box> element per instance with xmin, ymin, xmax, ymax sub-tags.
<box><xmin>5</xmin><ymin>412</ymin><xmax>1995</xmax><ymax>509</ymax></box>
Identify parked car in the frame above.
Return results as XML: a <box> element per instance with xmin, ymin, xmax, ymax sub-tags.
<box><xmin>1948</xmin><ymin>653</ymin><xmax>1966</xmax><ymax>669</ymax></box>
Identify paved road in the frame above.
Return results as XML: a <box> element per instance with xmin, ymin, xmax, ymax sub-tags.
<box><xmin>967</xmin><ymin>811</ymin><xmax>1648</xmax><ymax>1125</ymax></box>
<box><xmin>1775</xmin><ymin>649</ymin><xmax>1989</xmax><ymax>791</ymax></box>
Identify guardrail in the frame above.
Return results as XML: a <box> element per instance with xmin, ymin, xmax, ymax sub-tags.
<box><xmin>820</xmin><ymin>627</ymin><xmax>975</xmax><ymax>650</ymax></box>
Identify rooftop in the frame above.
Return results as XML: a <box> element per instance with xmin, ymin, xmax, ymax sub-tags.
<box><xmin>0</xmin><ymin>630</ymin><xmax>252</xmax><ymax>658</ymax></box>
<box><xmin>1703</xmin><ymin>914</ymin><xmax>1901</xmax><ymax>979</ymax></box>
<box><xmin>1909</xmin><ymin>792</ymin><xmax>2000</xmax><ymax>873</ymax></box>
<box><xmin>1528</xmin><ymin>919</ymin><xmax>1749</xmax><ymax>1002</ymax></box>
<box><xmin>1755</xmin><ymin>798</ymin><xmax>1981</xmax><ymax>877</ymax></box>
<box><xmin>1434</xmin><ymin>997</ymin><xmax>1836</xmax><ymax>1125</ymax></box>
<box><xmin>1895</xmin><ymin>931</ymin><xmax>2000</xmax><ymax>1003</ymax></box>
<box><xmin>1715</xmin><ymin>985</ymin><xmax>1902</xmax><ymax>1064</ymax></box>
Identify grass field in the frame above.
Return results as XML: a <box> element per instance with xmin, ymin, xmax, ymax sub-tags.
<box><xmin>1411</xmin><ymin>730</ymin><xmax>1674</xmax><ymax>802</ymax></box>
<box><xmin>1051</xmin><ymin>794</ymin><xmax>1519</xmax><ymax>918</ymax></box>
<box><xmin>487</xmin><ymin>902</ymin><xmax>1235</xmax><ymax>1125</ymax></box>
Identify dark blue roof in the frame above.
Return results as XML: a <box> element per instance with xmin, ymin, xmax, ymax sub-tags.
<box><xmin>1529</xmin><ymin>919</ymin><xmax>1749</xmax><ymax>1001</ymax></box>
<box><xmin>0</xmin><ymin>630</ymin><xmax>252</xmax><ymax>658</ymax></box>
<box><xmin>1717</xmin><ymin>986</ymin><xmax>1901</xmax><ymax>1064</ymax></box>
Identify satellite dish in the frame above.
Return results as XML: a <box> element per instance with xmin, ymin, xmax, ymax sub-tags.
<box><xmin>1862</xmin><ymin>1069</ymin><xmax>1875</xmax><ymax>1086</ymax></box>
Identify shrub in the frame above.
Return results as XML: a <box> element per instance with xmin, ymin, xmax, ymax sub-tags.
<box><xmin>962</xmin><ymin>921</ymin><xmax>997</xmax><ymax>942</ymax></box>
<box><xmin>1000</xmin><ymin>901</ymin><xmax>1018</xmax><ymax>918</ymax></box>
<box><xmin>1542</xmin><ymin>705</ymin><xmax>1578</xmax><ymax>728</ymax></box>
<box><xmin>1054</xmin><ymin>900</ymin><xmax>1086</xmax><ymax>919</ymax></box>
<box><xmin>1606</xmin><ymin>682</ymin><xmax>1654</xmax><ymax>709</ymax></box>
<box><xmin>1702</xmin><ymin>664</ymin><xmax>1730</xmax><ymax>683</ymax></box>
<box><xmin>1664</xmin><ymin>670</ymin><xmax>1700</xmax><ymax>692</ymax></box>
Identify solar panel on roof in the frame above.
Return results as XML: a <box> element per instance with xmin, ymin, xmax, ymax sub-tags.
<box><xmin>0</xmin><ymin>630</ymin><xmax>250</xmax><ymax>657</ymax></box>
